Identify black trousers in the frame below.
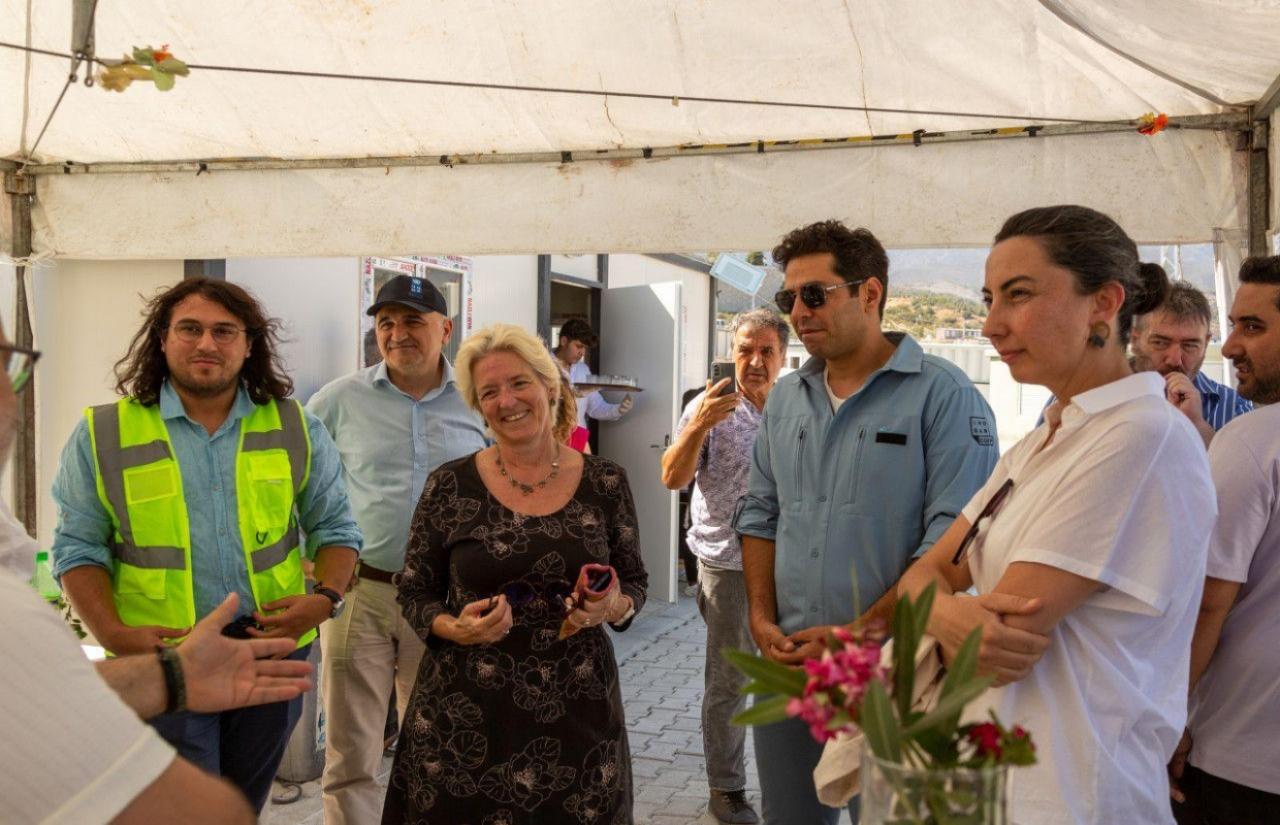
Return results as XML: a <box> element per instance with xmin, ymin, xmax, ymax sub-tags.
<box><xmin>1173</xmin><ymin>764</ymin><xmax>1280</xmax><ymax>825</ymax></box>
<box><xmin>149</xmin><ymin>643</ymin><xmax>310</xmax><ymax>812</ymax></box>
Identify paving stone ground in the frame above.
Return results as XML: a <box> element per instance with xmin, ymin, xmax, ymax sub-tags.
<box><xmin>264</xmin><ymin>588</ymin><xmax>850</xmax><ymax>824</ymax></box>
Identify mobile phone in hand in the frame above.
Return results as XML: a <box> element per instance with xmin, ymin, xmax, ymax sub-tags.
<box><xmin>709</xmin><ymin>361</ymin><xmax>737</xmax><ymax>396</ymax></box>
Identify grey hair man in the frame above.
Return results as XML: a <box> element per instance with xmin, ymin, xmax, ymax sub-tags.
<box><xmin>661</xmin><ymin>308</ymin><xmax>789</xmax><ymax>824</ymax></box>
<box><xmin>1130</xmin><ymin>277</ymin><xmax>1252</xmax><ymax>445</ymax></box>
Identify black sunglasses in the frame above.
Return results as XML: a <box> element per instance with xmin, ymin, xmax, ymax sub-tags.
<box><xmin>774</xmin><ymin>279</ymin><xmax>867</xmax><ymax>314</ymax></box>
<box><xmin>497</xmin><ymin>567</ymin><xmax>615</xmax><ymax>614</ymax></box>
<box><xmin>951</xmin><ymin>479</ymin><xmax>1014</xmax><ymax>566</ymax></box>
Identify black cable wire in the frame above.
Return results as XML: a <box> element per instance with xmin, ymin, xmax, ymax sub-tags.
<box><xmin>16</xmin><ymin>0</ymin><xmax>99</xmax><ymax>162</ymax></box>
<box><xmin>0</xmin><ymin>39</ymin><xmax>1120</xmax><ymax>126</ymax></box>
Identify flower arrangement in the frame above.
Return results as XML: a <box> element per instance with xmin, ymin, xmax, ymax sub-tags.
<box><xmin>727</xmin><ymin>584</ymin><xmax>1035</xmax><ymax>824</ymax></box>
<box><xmin>97</xmin><ymin>46</ymin><xmax>190</xmax><ymax>93</ymax></box>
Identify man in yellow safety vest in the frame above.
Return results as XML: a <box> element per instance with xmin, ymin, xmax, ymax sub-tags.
<box><xmin>52</xmin><ymin>277</ymin><xmax>363</xmax><ymax>812</ymax></box>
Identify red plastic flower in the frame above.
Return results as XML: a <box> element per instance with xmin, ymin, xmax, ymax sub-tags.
<box><xmin>152</xmin><ymin>44</ymin><xmax>172</xmax><ymax>63</ymax></box>
<box><xmin>967</xmin><ymin>722</ymin><xmax>1003</xmax><ymax>759</ymax></box>
<box><xmin>1137</xmin><ymin>112</ymin><xmax>1169</xmax><ymax>136</ymax></box>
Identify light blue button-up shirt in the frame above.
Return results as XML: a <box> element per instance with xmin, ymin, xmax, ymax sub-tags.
<box><xmin>51</xmin><ymin>382</ymin><xmax>363</xmax><ymax>621</ymax></box>
<box><xmin>306</xmin><ymin>360</ymin><xmax>488</xmax><ymax>572</ymax></box>
<box><xmin>734</xmin><ymin>333</ymin><xmax>999</xmax><ymax>634</ymax></box>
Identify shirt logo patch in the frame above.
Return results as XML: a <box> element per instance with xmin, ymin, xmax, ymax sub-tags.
<box><xmin>969</xmin><ymin>416</ymin><xmax>994</xmax><ymax>446</ymax></box>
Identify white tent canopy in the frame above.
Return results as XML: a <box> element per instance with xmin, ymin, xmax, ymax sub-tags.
<box><xmin>3</xmin><ymin>1</ymin><xmax>1278</xmax><ymax>256</ymax></box>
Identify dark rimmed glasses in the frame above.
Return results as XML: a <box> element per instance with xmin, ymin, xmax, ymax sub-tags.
<box><xmin>0</xmin><ymin>343</ymin><xmax>40</xmax><ymax>393</ymax></box>
<box><xmin>773</xmin><ymin>279</ymin><xmax>867</xmax><ymax>314</ymax></box>
<box><xmin>951</xmin><ymin>479</ymin><xmax>1014</xmax><ymax>566</ymax></box>
<box><xmin>168</xmin><ymin>320</ymin><xmax>249</xmax><ymax>344</ymax></box>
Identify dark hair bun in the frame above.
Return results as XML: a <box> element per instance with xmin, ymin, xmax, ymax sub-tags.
<box><xmin>1132</xmin><ymin>262</ymin><xmax>1170</xmax><ymax>317</ymax></box>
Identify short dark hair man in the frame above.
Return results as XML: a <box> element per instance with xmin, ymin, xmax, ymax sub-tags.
<box><xmin>734</xmin><ymin>221</ymin><xmax>1000</xmax><ymax>824</ymax></box>
<box><xmin>1173</xmin><ymin>256</ymin><xmax>1280</xmax><ymax>824</ymax></box>
<box><xmin>661</xmin><ymin>308</ymin><xmax>790</xmax><ymax>824</ymax></box>
<box><xmin>51</xmin><ymin>278</ymin><xmax>363</xmax><ymax>812</ymax></box>
<box><xmin>553</xmin><ymin>318</ymin><xmax>633</xmax><ymax>442</ymax></box>
<box><xmin>1130</xmin><ymin>276</ymin><xmax>1252</xmax><ymax>444</ymax></box>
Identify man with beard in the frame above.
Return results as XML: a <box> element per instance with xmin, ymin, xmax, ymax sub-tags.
<box><xmin>51</xmin><ymin>278</ymin><xmax>362</xmax><ymax>812</ymax></box>
<box><xmin>734</xmin><ymin>221</ymin><xmax>1003</xmax><ymax>824</ymax></box>
<box><xmin>661</xmin><ymin>308</ymin><xmax>789</xmax><ymax>825</ymax></box>
<box><xmin>307</xmin><ymin>275</ymin><xmax>487</xmax><ymax>824</ymax></box>
<box><xmin>1130</xmin><ymin>276</ymin><xmax>1252</xmax><ymax>445</ymax></box>
<box><xmin>1170</xmin><ymin>256</ymin><xmax>1280</xmax><ymax>825</ymax></box>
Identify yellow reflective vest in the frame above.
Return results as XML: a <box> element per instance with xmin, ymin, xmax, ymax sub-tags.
<box><xmin>86</xmin><ymin>396</ymin><xmax>316</xmax><ymax>648</ymax></box>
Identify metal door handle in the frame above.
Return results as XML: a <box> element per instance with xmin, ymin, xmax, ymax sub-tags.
<box><xmin>649</xmin><ymin>434</ymin><xmax>671</xmax><ymax>449</ymax></box>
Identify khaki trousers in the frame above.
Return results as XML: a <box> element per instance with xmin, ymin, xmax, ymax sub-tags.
<box><xmin>320</xmin><ymin>577</ymin><xmax>426</xmax><ymax>825</ymax></box>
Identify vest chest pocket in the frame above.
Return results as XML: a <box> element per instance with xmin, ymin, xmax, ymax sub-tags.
<box><xmin>122</xmin><ymin>464</ymin><xmax>184</xmax><ymax>549</ymax></box>
<box><xmin>246</xmin><ymin>452</ymin><xmax>296</xmax><ymax>533</ymax></box>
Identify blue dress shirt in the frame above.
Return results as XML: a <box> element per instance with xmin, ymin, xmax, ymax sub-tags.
<box><xmin>734</xmin><ymin>333</ymin><xmax>999</xmax><ymax>634</ymax></box>
<box><xmin>1192</xmin><ymin>370</ymin><xmax>1253</xmax><ymax>431</ymax></box>
<box><xmin>51</xmin><ymin>382</ymin><xmax>363</xmax><ymax>621</ymax></box>
<box><xmin>306</xmin><ymin>360</ymin><xmax>488</xmax><ymax>572</ymax></box>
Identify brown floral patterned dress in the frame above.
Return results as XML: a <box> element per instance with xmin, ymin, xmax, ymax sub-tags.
<box><xmin>383</xmin><ymin>453</ymin><xmax>648</xmax><ymax>825</ymax></box>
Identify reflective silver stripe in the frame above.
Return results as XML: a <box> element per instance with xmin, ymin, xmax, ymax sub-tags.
<box><xmin>241</xmin><ymin>400</ymin><xmax>309</xmax><ymax>494</ymax></box>
<box><xmin>117</xmin><ymin>542</ymin><xmax>185</xmax><ymax>570</ymax></box>
<box><xmin>120</xmin><ymin>439</ymin><xmax>171</xmax><ymax>467</ymax></box>
<box><xmin>251</xmin><ymin>525</ymin><xmax>299</xmax><ymax>574</ymax></box>
<box><xmin>91</xmin><ymin>403</ymin><xmax>136</xmax><ymax>550</ymax></box>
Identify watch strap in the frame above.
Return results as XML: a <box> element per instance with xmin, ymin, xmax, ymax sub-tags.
<box><xmin>156</xmin><ymin>645</ymin><xmax>187</xmax><ymax>714</ymax></box>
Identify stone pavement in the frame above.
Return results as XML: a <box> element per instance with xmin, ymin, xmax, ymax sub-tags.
<box><xmin>264</xmin><ymin>589</ymin><xmax>850</xmax><ymax>824</ymax></box>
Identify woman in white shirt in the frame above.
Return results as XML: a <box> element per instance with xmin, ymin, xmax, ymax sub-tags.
<box><xmin>897</xmin><ymin>205</ymin><xmax>1215</xmax><ymax>825</ymax></box>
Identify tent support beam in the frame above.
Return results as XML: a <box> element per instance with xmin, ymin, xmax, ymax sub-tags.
<box><xmin>1247</xmin><ymin>120</ymin><xmax>1269</xmax><ymax>257</ymax></box>
<box><xmin>15</xmin><ymin>112</ymin><xmax>1250</xmax><ymax>177</ymax></box>
<box><xmin>3</xmin><ymin>170</ymin><xmax>37</xmax><ymax>536</ymax></box>
<box><xmin>1254</xmin><ymin>72</ymin><xmax>1280</xmax><ymax>121</ymax></box>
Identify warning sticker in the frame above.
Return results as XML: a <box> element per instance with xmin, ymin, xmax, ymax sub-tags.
<box><xmin>969</xmin><ymin>416</ymin><xmax>994</xmax><ymax>447</ymax></box>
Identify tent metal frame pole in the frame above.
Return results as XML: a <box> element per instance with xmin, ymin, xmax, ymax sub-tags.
<box><xmin>3</xmin><ymin>169</ymin><xmax>37</xmax><ymax>536</ymax></box>
<box><xmin>1254</xmin><ymin>72</ymin><xmax>1280</xmax><ymax>122</ymax></box>
<box><xmin>1247</xmin><ymin>120</ymin><xmax>1270</xmax><ymax>257</ymax></box>
<box><xmin>15</xmin><ymin>112</ymin><xmax>1251</xmax><ymax>177</ymax></box>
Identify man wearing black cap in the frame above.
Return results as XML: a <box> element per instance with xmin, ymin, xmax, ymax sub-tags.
<box><xmin>553</xmin><ymin>318</ymin><xmax>634</xmax><ymax>448</ymax></box>
<box><xmin>307</xmin><ymin>274</ymin><xmax>487</xmax><ymax>824</ymax></box>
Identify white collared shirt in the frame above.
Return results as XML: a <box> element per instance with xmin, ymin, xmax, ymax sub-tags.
<box><xmin>1188</xmin><ymin>402</ymin><xmax>1280</xmax><ymax>794</ymax></box>
<box><xmin>962</xmin><ymin>372</ymin><xmax>1215</xmax><ymax>825</ymax></box>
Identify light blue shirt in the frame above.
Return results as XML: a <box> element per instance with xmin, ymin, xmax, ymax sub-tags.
<box><xmin>1192</xmin><ymin>370</ymin><xmax>1253</xmax><ymax>431</ymax></box>
<box><xmin>306</xmin><ymin>360</ymin><xmax>488</xmax><ymax>571</ymax></box>
<box><xmin>734</xmin><ymin>333</ymin><xmax>999</xmax><ymax>634</ymax></box>
<box><xmin>51</xmin><ymin>382</ymin><xmax>363</xmax><ymax>621</ymax></box>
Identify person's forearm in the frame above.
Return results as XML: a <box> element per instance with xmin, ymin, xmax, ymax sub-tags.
<box><xmin>741</xmin><ymin>535</ymin><xmax>779</xmax><ymax>625</ymax></box>
<box><xmin>897</xmin><ymin>554</ymin><xmax>956</xmax><ymax>602</ymax></box>
<box><xmin>857</xmin><ymin>562</ymin><xmax>916</xmax><ymax>630</ymax></box>
<box><xmin>95</xmin><ymin>654</ymin><xmax>168</xmax><ymax>719</ymax></box>
<box><xmin>660</xmin><ymin>424</ymin><xmax>709</xmax><ymax>490</ymax></box>
<box><xmin>1194</xmin><ymin>419</ymin><xmax>1215</xmax><ymax>448</ymax></box>
<box><xmin>1188</xmin><ymin>605</ymin><xmax>1231</xmax><ymax>691</ymax></box>
<box><xmin>313</xmin><ymin>546</ymin><xmax>358</xmax><ymax>593</ymax></box>
<box><xmin>61</xmin><ymin>563</ymin><xmax>126</xmax><ymax>645</ymax></box>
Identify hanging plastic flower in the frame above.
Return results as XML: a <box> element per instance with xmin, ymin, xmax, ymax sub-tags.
<box><xmin>1137</xmin><ymin>112</ymin><xmax>1169</xmax><ymax>136</ymax></box>
<box><xmin>97</xmin><ymin>44</ymin><xmax>190</xmax><ymax>93</ymax></box>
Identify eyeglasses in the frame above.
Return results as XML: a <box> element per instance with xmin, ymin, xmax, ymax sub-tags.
<box><xmin>951</xmin><ymin>479</ymin><xmax>1014</xmax><ymax>566</ymax></box>
<box><xmin>0</xmin><ymin>344</ymin><xmax>40</xmax><ymax>393</ymax></box>
<box><xmin>168</xmin><ymin>321</ymin><xmax>249</xmax><ymax>344</ymax></box>
<box><xmin>773</xmin><ymin>279</ymin><xmax>867</xmax><ymax>314</ymax></box>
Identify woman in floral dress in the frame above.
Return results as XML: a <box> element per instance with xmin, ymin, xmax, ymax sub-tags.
<box><xmin>383</xmin><ymin>324</ymin><xmax>648</xmax><ymax>825</ymax></box>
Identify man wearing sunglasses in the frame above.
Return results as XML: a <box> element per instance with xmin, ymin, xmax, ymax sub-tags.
<box><xmin>734</xmin><ymin>220</ymin><xmax>1000</xmax><ymax>825</ymax></box>
<box><xmin>51</xmin><ymin>278</ymin><xmax>363</xmax><ymax>813</ymax></box>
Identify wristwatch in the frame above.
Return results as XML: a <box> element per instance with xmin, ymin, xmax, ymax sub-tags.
<box><xmin>609</xmin><ymin>596</ymin><xmax>636</xmax><ymax>628</ymax></box>
<box><xmin>314</xmin><ymin>585</ymin><xmax>345</xmax><ymax>620</ymax></box>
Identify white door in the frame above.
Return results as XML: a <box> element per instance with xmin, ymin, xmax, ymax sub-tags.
<box><xmin>599</xmin><ymin>282</ymin><xmax>682</xmax><ymax>604</ymax></box>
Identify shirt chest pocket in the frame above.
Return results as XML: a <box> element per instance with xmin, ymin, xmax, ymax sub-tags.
<box><xmin>122</xmin><ymin>463</ymin><xmax>184</xmax><ymax>550</ymax></box>
<box><xmin>848</xmin><ymin>415</ymin><xmax>923</xmax><ymax>514</ymax></box>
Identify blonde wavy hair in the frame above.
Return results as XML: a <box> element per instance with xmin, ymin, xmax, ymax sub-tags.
<box><xmin>456</xmin><ymin>323</ymin><xmax>567</xmax><ymax>435</ymax></box>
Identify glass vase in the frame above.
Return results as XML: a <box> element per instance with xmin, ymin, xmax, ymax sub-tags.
<box><xmin>860</xmin><ymin>744</ymin><xmax>1009</xmax><ymax>825</ymax></box>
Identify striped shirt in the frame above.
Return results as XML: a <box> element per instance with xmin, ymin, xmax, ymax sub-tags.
<box><xmin>1193</xmin><ymin>370</ymin><xmax>1253</xmax><ymax>431</ymax></box>
<box><xmin>1039</xmin><ymin>370</ymin><xmax>1252</xmax><ymax>432</ymax></box>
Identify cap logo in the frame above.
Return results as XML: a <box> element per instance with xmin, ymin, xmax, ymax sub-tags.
<box><xmin>410</xmin><ymin>279</ymin><xmax>424</xmax><ymax>295</ymax></box>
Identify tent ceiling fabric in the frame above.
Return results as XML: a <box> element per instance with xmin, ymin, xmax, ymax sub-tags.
<box><xmin>3</xmin><ymin>1</ymin><xmax>1279</xmax><ymax>255</ymax></box>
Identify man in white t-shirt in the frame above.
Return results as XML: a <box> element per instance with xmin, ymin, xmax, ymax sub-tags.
<box><xmin>1173</xmin><ymin>256</ymin><xmax>1280</xmax><ymax>825</ymax></box>
<box><xmin>0</xmin><ymin>323</ymin><xmax>312</xmax><ymax>824</ymax></box>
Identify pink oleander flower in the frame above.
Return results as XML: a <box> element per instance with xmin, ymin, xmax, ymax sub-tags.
<box><xmin>786</xmin><ymin>635</ymin><xmax>886</xmax><ymax>741</ymax></box>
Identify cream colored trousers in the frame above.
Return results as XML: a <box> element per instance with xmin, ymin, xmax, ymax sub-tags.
<box><xmin>319</xmin><ymin>577</ymin><xmax>426</xmax><ymax>825</ymax></box>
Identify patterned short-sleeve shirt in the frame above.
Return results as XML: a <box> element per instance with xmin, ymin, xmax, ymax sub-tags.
<box><xmin>675</xmin><ymin>390</ymin><xmax>763</xmax><ymax>569</ymax></box>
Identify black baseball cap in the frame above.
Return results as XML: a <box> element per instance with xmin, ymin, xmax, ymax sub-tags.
<box><xmin>366</xmin><ymin>275</ymin><xmax>448</xmax><ymax>317</ymax></box>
